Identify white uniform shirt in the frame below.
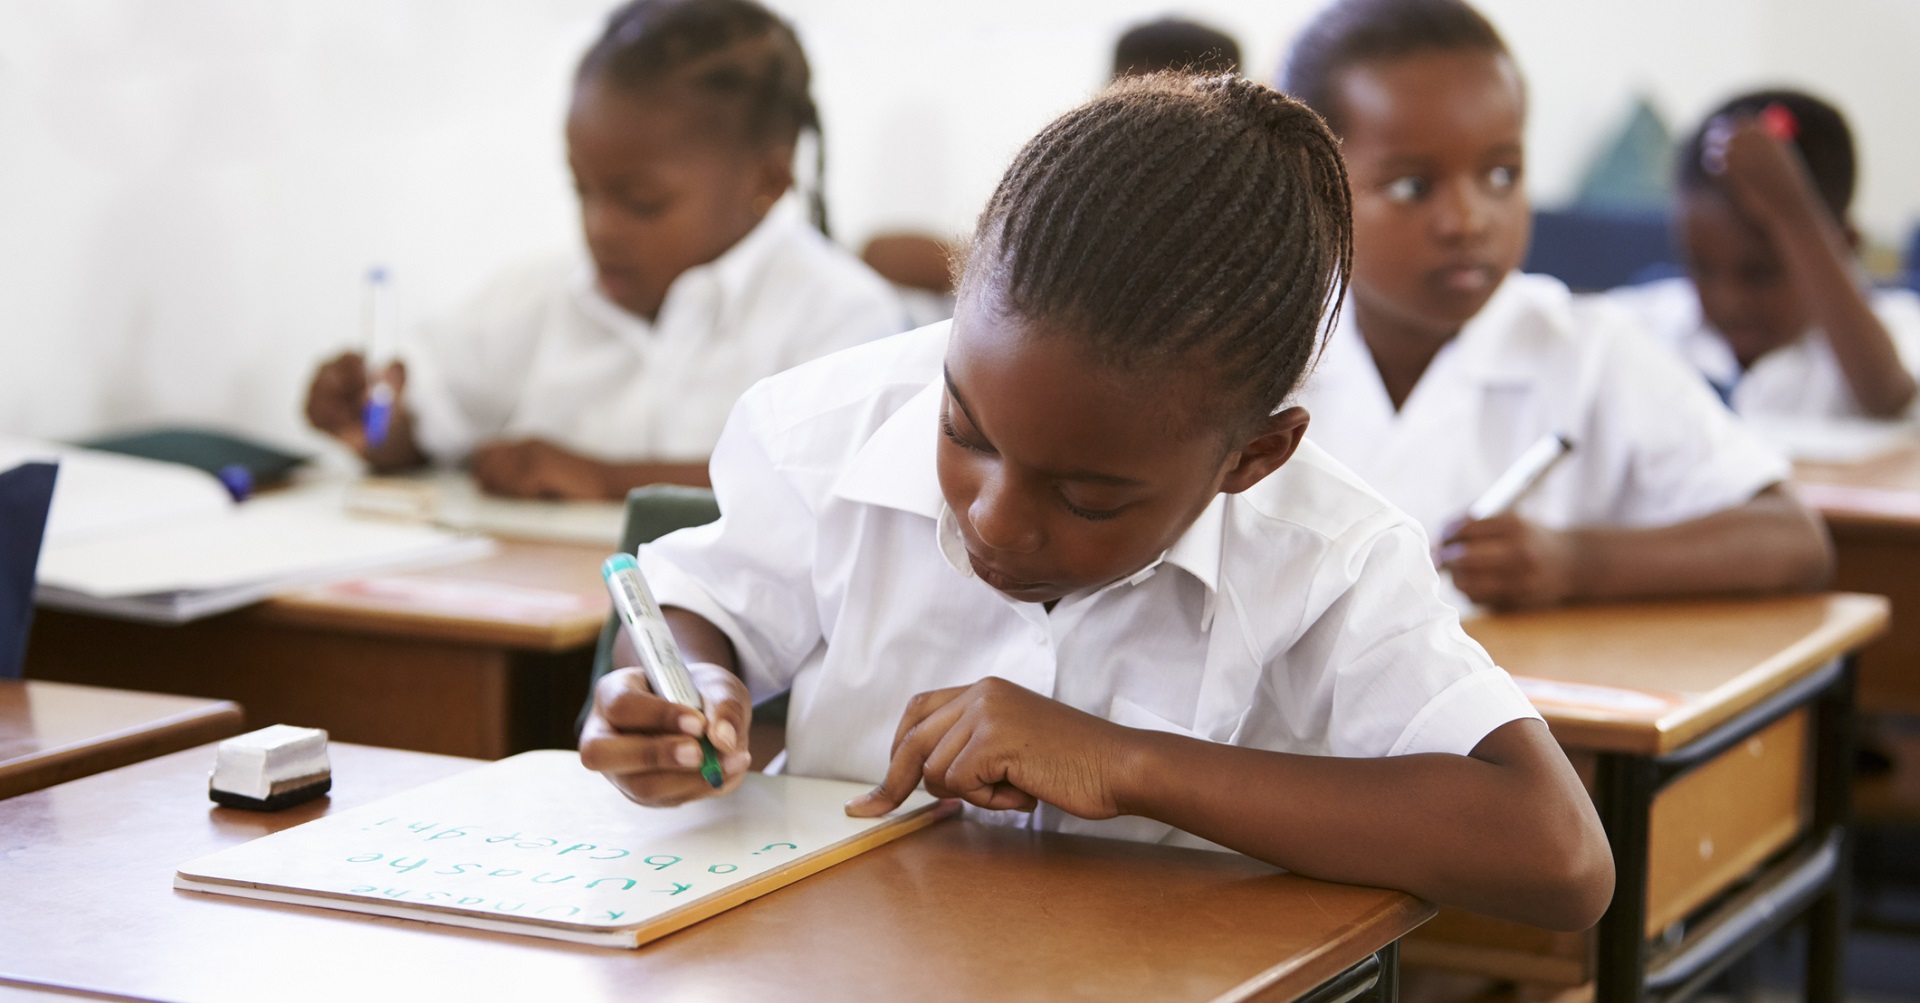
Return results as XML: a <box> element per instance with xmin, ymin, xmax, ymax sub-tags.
<box><xmin>1607</xmin><ymin>276</ymin><xmax>1920</xmax><ymax>419</ymax></box>
<box><xmin>1296</xmin><ymin>273</ymin><xmax>1788</xmax><ymax>582</ymax></box>
<box><xmin>639</xmin><ymin>322</ymin><xmax>1540</xmax><ymax>849</ymax></box>
<box><xmin>403</xmin><ymin>210</ymin><xmax>906</xmax><ymax>463</ymax></box>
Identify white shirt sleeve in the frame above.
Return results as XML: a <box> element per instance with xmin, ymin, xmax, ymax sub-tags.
<box><xmin>1586</xmin><ymin>300</ymin><xmax>1790</xmax><ymax>527</ymax></box>
<box><xmin>402</xmin><ymin>260</ymin><xmax>564</xmax><ymax>463</ymax></box>
<box><xmin>636</xmin><ymin>384</ymin><xmax>824</xmax><ymax>701</ymax></box>
<box><xmin>1245</xmin><ymin>511</ymin><xmax>1541</xmax><ymax>759</ymax></box>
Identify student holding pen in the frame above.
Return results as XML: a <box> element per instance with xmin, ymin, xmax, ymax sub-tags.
<box><xmin>1280</xmin><ymin>0</ymin><xmax>1832</xmax><ymax>610</ymax></box>
<box><xmin>304</xmin><ymin>0</ymin><xmax>904</xmax><ymax>500</ymax></box>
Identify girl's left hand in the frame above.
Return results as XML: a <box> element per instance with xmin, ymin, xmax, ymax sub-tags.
<box><xmin>845</xmin><ymin>677</ymin><xmax>1135</xmax><ymax>820</ymax></box>
<box><xmin>470</xmin><ymin>438</ymin><xmax>610</xmax><ymax>500</ymax></box>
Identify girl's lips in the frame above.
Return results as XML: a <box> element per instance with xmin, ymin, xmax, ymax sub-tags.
<box><xmin>1432</xmin><ymin>262</ymin><xmax>1497</xmax><ymax>293</ymax></box>
<box><xmin>967</xmin><ymin>553</ymin><xmax>1048</xmax><ymax>595</ymax></box>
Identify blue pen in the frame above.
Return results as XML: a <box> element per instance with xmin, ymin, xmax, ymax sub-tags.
<box><xmin>361</xmin><ymin>266</ymin><xmax>396</xmax><ymax>448</ymax></box>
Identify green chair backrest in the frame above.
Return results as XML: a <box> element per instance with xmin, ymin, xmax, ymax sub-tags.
<box><xmin>584</xmin><ymin>486</ymin><xmax>722</xmax><ymax>724</ymax></box>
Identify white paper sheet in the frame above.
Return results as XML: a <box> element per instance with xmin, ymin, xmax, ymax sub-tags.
<box><xmin>0</xmin><ymin>437</ymin><xmax>233</xmax><ymax>548</ymax></box>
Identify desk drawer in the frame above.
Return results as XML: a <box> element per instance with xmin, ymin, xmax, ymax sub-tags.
<box><xmin>1403</xmin><ymin>710</ymin><xmax>1811</xmax><ymax>984</ymax></box>
<box><xmin>1645</xmin><ymin>708</ymin><xmax>1810</xmax><ymax>936</ymax></box>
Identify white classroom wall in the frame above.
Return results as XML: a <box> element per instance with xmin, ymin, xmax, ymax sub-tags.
<box><xmin>2</xmin><ymin>0</ymin><xmax>1917</xmax><ymax>449</ymax></box>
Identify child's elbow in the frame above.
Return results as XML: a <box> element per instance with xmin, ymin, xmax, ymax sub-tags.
<box><xmin>1757</xmin><ymin>488</ymin><xmax>1835</xmax><ymax>593</ymax></box>
<box><xmin>1526</xmin><ymin>832</ymin><xmax>1616</xmax><ymax>932</ymax></box>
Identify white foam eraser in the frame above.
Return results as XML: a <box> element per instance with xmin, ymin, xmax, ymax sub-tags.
<box><xmin>209</xmin><ymin>724</ymin><xmax>332</xmax><ymax>810</ymax></box>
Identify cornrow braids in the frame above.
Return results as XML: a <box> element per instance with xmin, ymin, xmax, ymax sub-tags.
<box><xmin>963</xmin><ymin>74</ymin><xmax>1352</xmax><ymax>436</ymax></box>
<box><xmin>1281</xmin><ymin>0</ymin><xmax>1509</xmax><ymax>136</ymax></box>
<box><xmin>1678</xmin><ymin>88</ymin><xmax>1857</xmax><ymax>222</ymax></box>
<box><xmin>577</xmin><ymin>0</ymin><xmax>831</xmax><ymax>234</ymax></box>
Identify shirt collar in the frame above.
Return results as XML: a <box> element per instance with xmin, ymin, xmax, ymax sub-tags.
<box><xmin>830</xmin><ymin>376</ymin><xmax>946</xmax><ymax>519</ymax></box>
<box><xmin>1444</xmin><ymin>271</ymin><xmax>1561</xmax><ymax>386</ymax></box>
<box><xmin>1324</xmin><ymin>273</ymin><xmax>1557</xmax><ymax>395</ymax></box>
<box><xmin>565</xmin><ymin>203</ymin><xmax>802</xmax><ymax>340</ymax></box>
<box><xmin>831</xmin><ymin>377</ymin><xmax>1226</xmax><ymax>605</ymax></box>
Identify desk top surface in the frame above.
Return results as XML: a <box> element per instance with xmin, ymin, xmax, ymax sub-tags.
<box><xmin>0</xmin><ymin>680</ymin><xmax>242</xmax><ymax>797</ymax></box>
<box><xmin>1794</xmin><ymin>444</ymin><xmax>1920</xmax><ymax>529</ymax></box>
<box><xmin>252</xmin><ymin>538</ymin><xmax>612</xmax><ymax>651</ymax></box>
<box><xmin>0</xmin><ymin>743</ymin><xmax>1429</xmax><ymax>1003</ymax></box>
<box><xmin>1465</xmin><ymin>592</ymin><xmax>1887</xmax><ymax>756</ymax></box>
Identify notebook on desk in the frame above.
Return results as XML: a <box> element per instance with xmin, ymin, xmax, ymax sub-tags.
<box><xmin>2</xmin><ymin>438</ymin><xmax>493</xmax><ymax>624</ymax></box>
<box><xmin>176</xmin><ymin>750</ymin><xmax>949</xmax><ymax>948</ymax></box>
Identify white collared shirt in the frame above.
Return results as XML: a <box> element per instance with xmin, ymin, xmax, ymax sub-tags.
<box><xmin>402</xmin><ymin>209</ymin><xmax>907</xmax><ymax>463</ymax></box>
<box><xmin>639</xmin><ymin>322</ymin><xmax>1540</xmax><ymax>849</ymax></box>
<box><xmin>1607</xmin><ymin>276</ymin><xmax>1920</xmax><ymax>419</ymax></box>
<box><xmin>1297</xmin><ymin>273</ymin><xmax>1789</xmax><ymax>580</ymax></box>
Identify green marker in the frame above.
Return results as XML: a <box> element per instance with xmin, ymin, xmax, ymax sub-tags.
<box><xmin>601</xmin><ymin>553</ymin><xmax>723</xmax><ymax>788</ymax></box>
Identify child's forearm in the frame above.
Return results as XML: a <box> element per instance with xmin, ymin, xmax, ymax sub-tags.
<box><xmin>1116</xmin><ymin>719</ymin><xmax>1613</xmax><ymax>931</ymax></box>
<box><xmin>1562</xmin><ymin>485</ymin><xmax>1832</xmax><ymax>601</ymax></box>
<box><xmin>661</xmin><ymin>607</ymin><xmax>739</xmax><ymax>674</ymax></box>
<box><xmin>598</xmin><ymin>460</ymin><xmax>712</xmax><ymax>495</ymax></box>
<box><xmin>1768</xmin><ymin>210</ymin><xmax>1916</xmax><ymax>416</ymax></box>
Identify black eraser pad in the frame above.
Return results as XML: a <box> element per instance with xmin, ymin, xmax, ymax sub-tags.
<box><xmin>209</xmin><ymin>725</ymin><xmax>332</xmax><ymax>812</ymax></box>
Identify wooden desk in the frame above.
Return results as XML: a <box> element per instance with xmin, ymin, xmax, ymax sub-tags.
<box><xmin>23</xmin><ymin>540</ymin><xmax>610</xmax><ymax>759</ymax></box>
<box><xmin>1795</xmin><ymin>446</ymin><xmax>1920</xmax><ymax>715</ymax></box>
<box><xmin>1408</xmin><ymin>593</ymin><xmax>1887</xmax><ymax>1003</ymax></box>
<box><xmin>0</xmin><ymin>679</ymin><xmax>242</xmax><ymax>799</ymax></box>
<box><xmin>0</xmin><ymin>744</ymin><xmax>1431</xmax><ymax>1003</ymax></box>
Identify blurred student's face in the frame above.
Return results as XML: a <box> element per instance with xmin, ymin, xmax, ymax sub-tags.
<box><xmin>1678</xmin><ymin>189</ymin><xmax>1811</xmax><ymax>366</ymax></box>
<box><xmin>1334</xmin><ymin>49</ymin><xmax>1530</xmax><ymax>341</ymax></box>
<box><xmin>566</xmin><ymin>77</ymin><xmax>791</xmax><ymax>321</ymax></box>
<box><xmin>934</xmin><ymin>282</ymin><xmax>1303</xmax><ymax>606</ymax></box>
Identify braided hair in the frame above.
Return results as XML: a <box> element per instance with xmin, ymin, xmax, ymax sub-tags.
<box><xmin>1678</xmin><ymin>89</ymin><xmax>1857</xmax><ymax>222</ymax></box>
<box><xmin>1280</xmin><ymin>0</ymin><xmax>1510</xmax><ymax>136</ymax></box>
<box><xmin>577</xmin><ymin>0</ymin><xmax>831</xmax><ymax>235</ymax></box>
<box><xmin>961</xmin><ymin>73</ymin><xmax>1352</xmax><ymax>436</ymax></box>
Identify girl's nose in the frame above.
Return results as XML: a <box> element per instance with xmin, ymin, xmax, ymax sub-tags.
<box><xmin>968</xmin><ymin>474</ymin><xmax>1045</xmax><ymax>555</ymax></box>
<box><xmin>1432</xmin><ymin>178</ymin><xmax>1492</xmax><ymax>241</ymax></box>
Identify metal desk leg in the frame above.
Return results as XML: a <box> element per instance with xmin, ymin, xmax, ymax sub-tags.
<box><xmin>1297</xmin><ymin>942</ymin><xmax>1399</xmax><ymax>1003</ymax></box>
<box><xmin>1595</xmin><ymin>753</ymin><xmax>1658</xmax><ymax>1003</ymax></box>
<box><xmin>1806</xmin><ymin>658</ymin><xmax>1857</xmax><ymax>1003</ymax></box>
<box><xmin>1368</xmin><ymin>940</ymin><xmax>1400</xmax><ymax>1003</ymax></box>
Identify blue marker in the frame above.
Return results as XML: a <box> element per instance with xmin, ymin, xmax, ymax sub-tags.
<box><xmin>361</xmin><ymin>266</ymin><xmax>396</xmax><ymax>448</ymax></box>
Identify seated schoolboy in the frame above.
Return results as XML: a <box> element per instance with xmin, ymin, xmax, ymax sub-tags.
<box><xmin>1280</xmin><ymin>0</ymin><xmax>1832</xmax><ymax>611</ymax></box>
<box><xmin>305</xmin><ymin>0</ymin><xmax>904</xmax><ymax>500</ymax></box>
<box><xmin>1609</xmin><ymin>90</ymin><xmax>1920</xmax><ymax>420</ymax></box>
<box><xmin>580</xmin><ymin>74</ymin><xmax>1614</xmax><ymax>931</ymax></box>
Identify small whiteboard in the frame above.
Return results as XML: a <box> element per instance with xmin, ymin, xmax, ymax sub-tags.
<box><xmin>176</xmin><ymin>751</ymin><xmax>947</xmax><ymax>948</ymax></box>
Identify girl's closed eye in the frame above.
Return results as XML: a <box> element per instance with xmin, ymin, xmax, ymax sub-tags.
<box><xmin>939</xmin><ymin>410</ymin><xmax>994</xmax><ymax>455</ymax></box>
<box><xmin>1058</xmin><ymin>491</ymin><xmax>1126</xmax><ymax>522</ymax></box>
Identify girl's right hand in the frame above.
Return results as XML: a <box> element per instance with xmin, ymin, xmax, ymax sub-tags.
<box><xmin>304</xmin><ymin>351</ymin><xmax>406</xmax><ymax>454</ymax></box>
<box><xmin>579</xmin><ymin>664</ymin><xmax>754</xmax><ymax>807</ymax></box>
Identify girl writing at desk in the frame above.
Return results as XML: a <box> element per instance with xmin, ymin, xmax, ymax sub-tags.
<box><xmin>304</xmin><ymin>0</ymin><xmax>903</xmax><ymax>499</ymax></box>
<box><xmin>581</xmin><ymin>74</ymin><xmax>1615</xmax><ymax>932</ymax></box>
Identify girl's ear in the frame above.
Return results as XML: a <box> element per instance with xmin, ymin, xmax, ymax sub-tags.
<box><xmin>750</xmin><ymin>144</ymin><xmax>797</xmax><ymax>215</ymax></box>
<box><xmin>1219</xmin><ymin>407</ymin><xmax>1311</xmax><ymax>494</ymax></box>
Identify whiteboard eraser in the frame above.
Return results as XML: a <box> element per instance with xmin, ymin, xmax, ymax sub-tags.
<box><xmin>209</xmin><ymin>725</ymin><xmax>332</xmax><ymax>811</ymax></box>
